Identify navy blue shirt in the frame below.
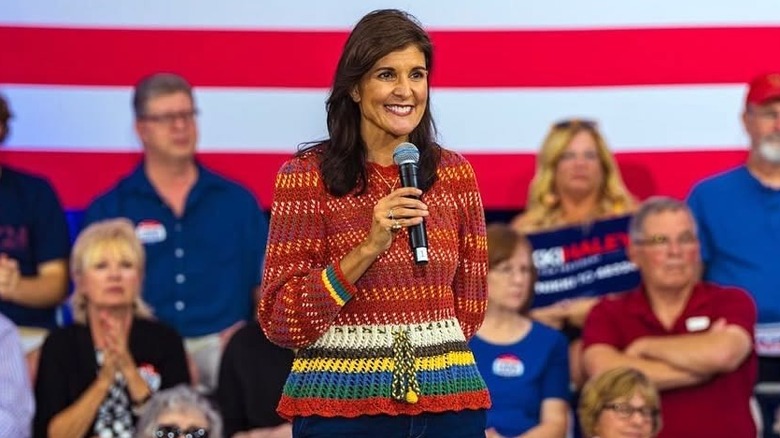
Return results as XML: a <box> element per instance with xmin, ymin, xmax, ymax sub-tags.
<box><xmin>83</xmin><ymin>163</ymin><xmax>267</xmax><ymax>337</ymax></box>
<box><xmin>0</xmin><ymin>167</ymin><xmax>70</xmax><ymax>329</ymax></box>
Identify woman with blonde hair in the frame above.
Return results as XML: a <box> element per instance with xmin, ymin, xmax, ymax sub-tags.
<box><xmin>34</xmin><ymin>218</ymin><xmax>190</xmax><ymax>438</ymax></box>
<box><xmin>578</xmin><ymin>367</ymin><xmax>661</xmax><ymax>438</ymax></box>
<box><xmin>511</xmin><ymin>119</ymin><xmax>638</xmax><ymax>388</ymax></box>
<box><xmin>512</xmin><ymin>119</ymin><xmax>636</xmax><ymax>233</ymax></box>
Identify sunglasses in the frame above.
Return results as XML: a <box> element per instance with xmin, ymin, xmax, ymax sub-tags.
<box><xmin>154</xmin><ymin>425</ymin><xmax>209</xmax><ymax>438</ymax></box>
<box><xmin>552</xmin><ymin>118</ymin><xmax>598</xmax><ymax>130</ymax></box>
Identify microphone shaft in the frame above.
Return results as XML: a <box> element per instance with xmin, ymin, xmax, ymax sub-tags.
<box><xmin>399</xmin><ymin>163</ymin><xmax>429</xmax><ymax>264</ymax></box>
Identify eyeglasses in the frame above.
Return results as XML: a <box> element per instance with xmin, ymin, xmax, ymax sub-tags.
<box><xmin>552</xmin><ymin>118</ymin><xmax>598</xmax><ymax>130</ymax></box>
<box><xmin>140</xmin><ymin>109</ymin><xmax>199</xmax><ymax>125</ymax></box>
<box><xmin>604</xmin><ymin>403</ymin><xmax>658</xmax><ymax>420</ymax></box>
<box><xmin>154</xmin><ymin>425</ymin><xmax>209</xmax><ymax>438</ymax></box>
<box><xmin>633</xmin><ymin>232</ymin><xmax>698</xmax><ymax>251</ymax></box>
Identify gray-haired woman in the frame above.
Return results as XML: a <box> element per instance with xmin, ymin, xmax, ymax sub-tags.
<box><xmin>135</xmin><ymin>384</ymin><xmax>223</xmax><ymax>438</ymax></box>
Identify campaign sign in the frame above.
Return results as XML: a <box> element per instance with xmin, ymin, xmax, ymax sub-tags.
<box><xmin>527</xmin><ymin>215</ymin><xmax>640</xmax><ymax>308</ymax></box>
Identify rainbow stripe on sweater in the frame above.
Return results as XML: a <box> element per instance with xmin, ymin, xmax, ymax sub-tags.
<box><xmin>279</xmin><ymin>317</ymin><xmax>489</xmax><ymax>418</ymax></box>
<box><xmin>259</xmin><ymin>149</ymin><xmax>491</xmax><ymax>418</ymax></box>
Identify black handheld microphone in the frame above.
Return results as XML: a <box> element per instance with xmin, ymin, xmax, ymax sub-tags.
<box><xmin>393</xmin><ymin>142</ymin><xmax>429</xmax><ymax>265</ymax></box>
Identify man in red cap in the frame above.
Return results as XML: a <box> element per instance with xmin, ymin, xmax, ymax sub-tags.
<box><xmin>687</xmin><ymin>72</ymin><xmax>780</xmax><ymax>437</ymax></box>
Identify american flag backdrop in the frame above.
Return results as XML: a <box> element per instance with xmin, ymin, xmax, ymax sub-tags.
<box><xmin>2</xmin><ymin>1</ymin><xmax>780</xmax><ymax>212</ymax></box>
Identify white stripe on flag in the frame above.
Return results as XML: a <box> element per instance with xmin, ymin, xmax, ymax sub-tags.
<box><xmin>3</xmin><ymin>1</ymin><xmax>780</xmax><ymax>29</ymax></box>
<box><xmin>3</xmin><ymin>84</ymin><xmax>749</xmax><ymax>153</ymax></box>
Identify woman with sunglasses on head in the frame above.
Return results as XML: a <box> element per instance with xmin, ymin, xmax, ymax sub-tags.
<box><xmin>33</xmin><ymin>219</ymin><xmax>190</xmax><ymax>438</ymax></box>
<box><xmin>135</xmin><ymin>384</ymin><xmax>221</xmax><ymax>438</ymax></box>
<box><xmin>578</xmin><ymin>367</ymin><xmax>661</xmax><ymax>438</ymax></box>
<box><xmin>471</xmin><ymin>224</ymin><xmax>570</xmax><ymax>438</ymax></box>
<box><xmin>511</xmin><ymin>119</ymin><xmax>637</xmax><ymax>388</ymax></box>
<box><xmin>512</xmin><ymin>119</ymin><xmax>635</xmax><ymax>233</ymax></box>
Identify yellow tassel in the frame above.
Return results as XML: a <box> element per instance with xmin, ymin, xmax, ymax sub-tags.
<box><xmin>405</xmin><ymin>390</ymin><xmax>419</xmax><ymax>404</ymax></box>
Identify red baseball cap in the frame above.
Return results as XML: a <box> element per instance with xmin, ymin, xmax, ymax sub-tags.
<box><xmin>746</xmin><ymin>73</ymin><xmax>780</xmax><ymax>106</ymax></box>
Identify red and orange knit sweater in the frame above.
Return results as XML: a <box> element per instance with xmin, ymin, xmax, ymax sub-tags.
<box><xmin>258</xmin><ymin>148</ymin><xmax>491</xmax><ymax>419</ymax></box>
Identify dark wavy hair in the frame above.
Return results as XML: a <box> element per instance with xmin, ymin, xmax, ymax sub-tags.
<box><xmin>298</xmin><ymin>9</ymin><xmax>440</xmax><ymax>196</ymax></box>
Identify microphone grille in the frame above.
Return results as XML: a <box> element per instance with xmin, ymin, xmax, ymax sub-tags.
<box><xmin>393</xmin><ymin>142</ymin><xmax>420</xmax><ymax>165</ymax></box>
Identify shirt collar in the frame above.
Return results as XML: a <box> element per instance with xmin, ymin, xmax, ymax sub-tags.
<box><xmin>626</xmin><ymin>282</ymin><xmax>710</xmax><ymax>319</ymax></box>
<box><xmin>122</xmin><ymin>161</ymin><xmax>226</xmax><ymax>194</ymax></box>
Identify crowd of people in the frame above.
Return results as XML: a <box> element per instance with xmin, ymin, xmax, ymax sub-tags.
<box><xmin>2</xmin><ymin>7</ymin><xmax>780</xmax><ymax>438</ymax></box>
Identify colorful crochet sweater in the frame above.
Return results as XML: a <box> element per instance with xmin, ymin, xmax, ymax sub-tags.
<box><xmin>258</xmin><ymin>147</ymin><xmax>491</xmax><ymax>419</ymax></box>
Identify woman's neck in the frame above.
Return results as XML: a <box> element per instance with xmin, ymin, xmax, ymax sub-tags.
<box><xmin>558</xmin><ymin>192</ymin><xmax>601</xmax><ymax>224</ymax></box>
<box><xmin>478</xmin><ymin>307</ymin><xmax>531</xmax><ymax>344</ymax></box>
<box><xmin>365</xmin><ymin>147</ymin><xmax>395</xmax><ymax>166</ymax></box>
<box><xmin>362</xmin><ymin>131</ymin><xmax>407</xmax><ymax>166</ymax></box>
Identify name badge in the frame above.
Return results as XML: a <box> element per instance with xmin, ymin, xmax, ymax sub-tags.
<box><xmin>136</xmin><ymin>220</ymin><xmax>167</xmax><ymax>244</ymax></box>
<box><xmin>685</xmin><ymin>316</ymin><xmax>710</xmax><ymax>332</ymax></box>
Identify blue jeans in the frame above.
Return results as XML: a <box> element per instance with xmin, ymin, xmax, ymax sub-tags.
<box><xmin>292</xmin><ymin>409</ymin><xmax>487</xmax><ymax>438</ymax></box>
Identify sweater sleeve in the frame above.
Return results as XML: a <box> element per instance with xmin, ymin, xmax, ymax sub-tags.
<box><xmin>451</xmin><ymin>158</ymin><xmax>488</xmax><ymax>340</ymax></box>
<box><xmin>257</xmin><ymin>157</ymin><xmax>358</xmax><ymax>349</ymax></box>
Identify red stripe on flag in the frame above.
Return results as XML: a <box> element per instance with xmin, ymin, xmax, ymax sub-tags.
<box><xmin>0</xmin><ymin>150</ymin><xmax>746</xmax><ymax>210</ymax></box>
<box><xmin>4</xmin><ymin>26</ymin><xmax>780</xmax><ymax>87</ymax></box>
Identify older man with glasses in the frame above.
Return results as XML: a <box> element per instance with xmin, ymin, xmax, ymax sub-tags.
<box><xmin>83</xmin><ymin>73</ymin><xmax>268</xmax><ymax>394</ymax></box>
<box><xmin>581</xmin><ymin>196</ymin><xmax>757</xmax><ymax>438</ymax></box>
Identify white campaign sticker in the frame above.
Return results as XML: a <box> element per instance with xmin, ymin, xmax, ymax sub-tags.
<box><xmin>135</xmin><ymin>220</ymin><xmax>167</xmax><ymax>244</ymax></box>
<box><xmin>492</xmin><ymin>354</ymin><xmax>524</xmax><ymax>378</ymax></box>
<box><xmin>685</xmin><ymin>316</ymin><xmax>711</xmax><ymax>332</ymax></box>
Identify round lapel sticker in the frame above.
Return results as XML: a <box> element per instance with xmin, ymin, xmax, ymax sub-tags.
<box><xmin>136</xmin><ymin>220</ymin><xmax>167</xmax><ymax>244</ymax></box>
<box><xmin>492</xmin><ymin>353</ymin><xmax>524</xmax><ymax>377</ymax></box>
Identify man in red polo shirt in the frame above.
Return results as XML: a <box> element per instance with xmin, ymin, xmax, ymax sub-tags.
<box><xmin>582</xmin><ymin>196</ymin><xmax>756</xmax><ymax>438</ymax></box>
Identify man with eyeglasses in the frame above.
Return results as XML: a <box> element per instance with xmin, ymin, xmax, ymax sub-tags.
<box><xmin>581</xmin><ymin>196</ymin><xmax>756</xmax><ymax>438</ymax></box>
<box><xmin>83</xmin><ymin>73</ymin><xmax>268</xmax><ymax>394</ymax></box>
<box><xmin>687</xmin><ymin>72</ymin><xmax>780</xmax><ymax>438</ymax></box>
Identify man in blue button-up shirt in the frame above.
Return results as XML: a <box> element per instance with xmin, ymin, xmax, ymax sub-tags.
<box><xmin>83</xmin><ymin>73</ymin><xmax>268</xmax><ymax>392</ymax></box>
